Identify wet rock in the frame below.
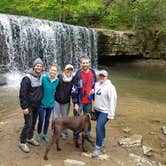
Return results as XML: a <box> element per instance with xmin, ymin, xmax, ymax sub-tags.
<box><xmin>161</xmin><ymin>126</ymin><xmax>166</xmax><ymax>134</ymax></box>
<box><xmin>118</xmin><ymin>134</ymin><xmax>142</xmax><ymax>147</ymax></box>
<box><xmin>143</xmin><ymin>145</ymin><xmax>153</xmax><ymax>156</ymax></box>
<box><xmin>64</xmin><ymin>159</ymin><xmax>86</xmax><ymax>166</ymax></box>
<box><xmin>0</xmin><ymin>74</ymin><xmax>6</xmax><ymax>86</ymax></box>
<box><xmin>0</xmin><ymin>65</ymin><xmax>9</xmax><ymax>73</ymax></box>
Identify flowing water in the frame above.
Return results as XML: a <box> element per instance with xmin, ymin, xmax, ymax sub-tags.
<box><xmin>0</xmin><ymin>14</ymin><xmax>97</xmax><ymax>71</ymax></box>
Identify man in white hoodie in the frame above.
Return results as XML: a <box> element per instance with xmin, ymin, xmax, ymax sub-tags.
<box><xmin>92</xmin><ymin>70</ymin><xmax>117</xmax><ymax>157</ymax></box>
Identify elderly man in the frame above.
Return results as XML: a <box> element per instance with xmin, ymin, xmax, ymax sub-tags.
<box><xmin>19</xmin><ymin>58</ymin><xmax>43</xmax><ymax>153</ymax></box>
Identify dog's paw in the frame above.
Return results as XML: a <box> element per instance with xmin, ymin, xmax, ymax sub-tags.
<box><xmin>57</xmin><ymin>148</ymin><xmax>62</xmax><ymax>151</ymax></box>
<box><xmin>44</xmin><ymin>155</ymin><xmax>48</xmax><ymax>160</ymax></box>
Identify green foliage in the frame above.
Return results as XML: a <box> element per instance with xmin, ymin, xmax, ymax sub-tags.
<box><xmin>0</xmin><ymin>0</ymin><xmax>165</xmax><ymax>34</ymax></box>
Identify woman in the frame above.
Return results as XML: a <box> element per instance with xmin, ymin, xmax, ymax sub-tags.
<box><xmin>92</xmin><ymin>70</ymin><xmax>117</xmax><ymax>157</ymax></box>
<box><xmin>36</xmin><ymin>64</ymin><xmax>59</xmax><ymax>142</ymax></box>
<box><xmin>52</xmin><ymin>64</ymin><xmax>74</xmax><ymax>139</ymax></box>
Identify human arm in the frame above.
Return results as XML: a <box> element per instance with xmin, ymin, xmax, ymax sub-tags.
<box><xmin>19</xmin><ymin>77</ymin><xmax>31</xmax><ymax>112</ymax></box>
<box><xmin>107</xmin><ymin>84</ymin><xmax>117</xmax><ymax>120</ymax></box>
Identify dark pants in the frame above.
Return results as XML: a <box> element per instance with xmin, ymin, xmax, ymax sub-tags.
<box><xmin>20</xmin><ymin>107</ymin><xmax>39</xmax><ymax>143</ymax></box>
<box><xmin>73</xmin><ymin>103</ymin><xmax>92</xmax><ymax>139</ymax></box>
<box><xmin>37</xmin><ymin>107</ymin><xmax>52</xmax><ymax>135</ymax></box>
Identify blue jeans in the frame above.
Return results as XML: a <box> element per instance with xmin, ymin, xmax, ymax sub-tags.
<box><xmin>73</xmin><ymin>103</ymin><xmax>92</xmax><ymax>139</ymax></box>
<box><xmin>95</xmin><ymin>110</ymin><xmax>108</xmax><ymax>147</ymax></box>
<box><xmin>37</xmin><ymin>107</ymin><xmax>52</xmax><ymax>135</ymax></box>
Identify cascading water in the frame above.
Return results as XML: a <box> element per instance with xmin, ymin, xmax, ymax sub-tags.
<box><xmin>0</xmin><ymin>14</ymin><xmax>97</xmax><ymax>88</ymax></box>
<box><xmin>0</xmin><ymin>13</ymin><xmax>97</xmax><ymax>71</ymax></box>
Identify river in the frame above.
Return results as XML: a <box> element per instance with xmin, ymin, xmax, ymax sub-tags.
<box><xmin>0</xmin><ymin>59</ymin><xmax>166</xmax><ymax>118</ymax></box>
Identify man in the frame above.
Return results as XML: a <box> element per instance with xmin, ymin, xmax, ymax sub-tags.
<box><xmin>72</xmin><ymin>56</ymin><xmax>96</xmax><ymax>140</ymax></box>
<box><xmin>19</xmin><ymin>57</ymin><xmax>43</xmax><ymax>153</ymax></box>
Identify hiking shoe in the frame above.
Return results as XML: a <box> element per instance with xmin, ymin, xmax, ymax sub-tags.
<box><xmin>27</xmin><ymin>138</ymin><xmax>40</xmax><ymax>146</ymax></box>
<box><xmin>36</xmin><ymin>133</ymin><xmax>42</xmax><ymax>142</ymax></box>
<box><xmin>19</xmin><ymin>143</ymin><xmax>30</xmax><ymax>153</ymax></box>
<box><xmin>92</xmin><ymin>149</ymin><xmax>102</xmax><ymax>157</ymax></box>
<box><xmin>42</xmin><ymin>134</ymin><xmax>49</xmax><ymax>142</ymax></box>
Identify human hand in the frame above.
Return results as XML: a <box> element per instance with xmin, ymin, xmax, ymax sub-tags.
<box><xmin>22</xmin><ymin>108</ymin><xmax>29</xmax><ymax>115</ymax></box>
<box><xmin>74</xmin><ymin>104</ymin><xmax>79</xmax><ymax>111</ymax></box>
<box><xmin>90</xmin><ymin>89</ymin><xmax>95</xmax><ymax>94</ymax></box>
<box><xmin>107</xmin><ymin>115</ymin><xmax>114</xmax><ymax>120</ymax></box>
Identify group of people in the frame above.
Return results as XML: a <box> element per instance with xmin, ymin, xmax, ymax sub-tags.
<box><xmin>18</xmin><ymin>56</ymin><xmax>117</xmax><ymax>157</ymax></box>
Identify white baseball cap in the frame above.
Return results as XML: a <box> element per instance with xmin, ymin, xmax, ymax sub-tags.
<box><xmin>64</xmin><ymin>64</ymin><xmax>74</xmax><ymax>70</ymax></box>
<box><xmin>97</xmin><ymin>70</ymin><xmax>108</xmax><ymax>77</ymax></box>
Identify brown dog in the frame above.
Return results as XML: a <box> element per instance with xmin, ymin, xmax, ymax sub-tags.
<box><xmin>44</xmin><ymin>114</ymin><xmax>94</xmax><ymax>160</ymax></box>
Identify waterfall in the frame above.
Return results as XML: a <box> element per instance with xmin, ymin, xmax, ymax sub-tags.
<box><xmin>0</xmin><ymin>14</ymin><xmax>97</xmax><ymax>72</ymax></box>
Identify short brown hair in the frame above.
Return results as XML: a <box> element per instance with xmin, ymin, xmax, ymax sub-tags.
<box><xmin>80</xmin><ymin>56</ymin><xmax>90</xmax><ymax>63</ymax></box>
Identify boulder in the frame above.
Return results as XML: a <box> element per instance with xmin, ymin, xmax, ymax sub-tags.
<box><xmin>64</xmin><ymin>159</ymin><xmax>86</xmax><ymax>166</ymax></box>
<box><xmin>118</xmin><ymin>134</ymin><xmax>142</xmax><ymax>147</ymax></box>
<box><xmin>0</xmin><ymin>74</ymin><xmax>7</xmax><ymax>86</ymax></box>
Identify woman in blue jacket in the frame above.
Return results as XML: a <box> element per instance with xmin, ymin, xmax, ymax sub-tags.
<box><xmin>37</xmin><ymin>64</ymin><xmax>59</xmax><ymax>142</ymax></box>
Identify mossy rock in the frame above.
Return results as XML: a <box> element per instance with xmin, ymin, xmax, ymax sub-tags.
<box><xmin>0</xmin><ymin>74</ymin><xmax>7</xmax><ymax>86</ymax></box>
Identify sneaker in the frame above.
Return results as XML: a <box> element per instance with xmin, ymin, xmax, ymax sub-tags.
<box><xmin>36</xmin><ymin>133</ymin><xmax>42</xmax><ymax>142</ymax></box>
<box><xmin>42</xmin><ymin>134</ymin><xmax>49</xmax><ymax>142</ymax></box>
<box><xmin>92</xmin><ymin>148</ymin><xmax>102</xmax><ymax>157</ymax></box>
<box><xmin>61</xmin><ymin>132</ymin><xmax>67</xmax><ymax>140</ymax></box>
<box><xmin>19</xmin><ymin>143</ymin><xmax>30</xmax><ymax>153</ymax></box>
<box><xmin>27</xmin><ymin>138</ymin><xmax>40</xmax><ymax>146</ymax></box>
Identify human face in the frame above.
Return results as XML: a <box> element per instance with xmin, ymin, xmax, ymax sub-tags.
<box><xmin>49</xmin><ymin>66</ymin><xmax>57</xmax><ymax>79</ymax></box>
<box><xmin>65</xmin><ymin>68</ymin><xmax>73</xmax><ymax>77</ymax></box>
<box><xmin>81</xmin><ymin>59</ymin><xmax>90</xmax><ymax>71</ymax></box>
<box><xmin>33</xmin><ymin>64</ymin><xmax>43</xmax><ymax>74</ymax></box>
<box><xmin>98</xmin><ymin>75</ymin><xmax>107</xmax><ymax>84</ymax></box>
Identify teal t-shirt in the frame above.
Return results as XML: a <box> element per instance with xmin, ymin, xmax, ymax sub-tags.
<box><xmin>41</xmin><ymin>74</ymin><xmax>59</xmax><ymax>108</ymax></box>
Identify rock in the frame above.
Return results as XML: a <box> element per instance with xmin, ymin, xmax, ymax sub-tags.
<box><xmin>143</xmin><ymin>145</ymin><xmax>153</xmax><ymax>156</ymax></box>
<box><xmin>129</xmin><ymin>153</ymin><xmax>162</xmax><ymax>166</ymax></box>
<box><xmin>64</xmin><ymin>159</ymin><xmax>86</xmax><ymax>166</ymax></box>
<box><xmin>81</xmin><ymin>152</ymin><xmax>109</xmax><ymax>160</ymax></box>
<box><xmin>0</xmin><ymin>74</ymin><xmax>7</xmax><ymax>86</ymax></box>
<box><xmin>122</xmin><ymin>127</ymin><xmax>132</xmax><ymax>133</ymax></box>
<box><xmin>97</xmin><ymin>154</ymin><xmax>109</xmax><ymax>160</ymax></box>
<box><xmin>97</xmin><ymin>29</ymin><xmax>141</xmax><ymax>57</ymax></box>
<box><xmin>160</xmin><ymin>142</ymin><xmax>166</xmax><ymax>148</ymax></box>
<box><xmin>96</xmin><ymin>28</ymin><xmax>166</xmax><ymax>59</ymax></box>
<box><xmin>81</xmin><ymin>152</ymin><xmax>92</xmax><ymax>158</ymax></box>
<box><xmin>118</xmin><ymin>134</ymin><xmax>142</xmax><ymax>147</ymax></box>
<box><xmin>161</xmin><ymin>126</ymin><xmax>166</xmax><ymax>134</ymax></box>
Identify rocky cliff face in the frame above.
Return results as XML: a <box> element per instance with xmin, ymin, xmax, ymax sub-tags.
<box><xmin>97</xmin><ymin>29</ymin><xmax>166</xmax><ymax>59</ymax></box>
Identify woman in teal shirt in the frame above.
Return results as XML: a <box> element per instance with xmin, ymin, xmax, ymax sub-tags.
<box><xmin>37</xmin><ymin>64</ymin><xmax>59</xmax><ymax>142</ymax></box>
